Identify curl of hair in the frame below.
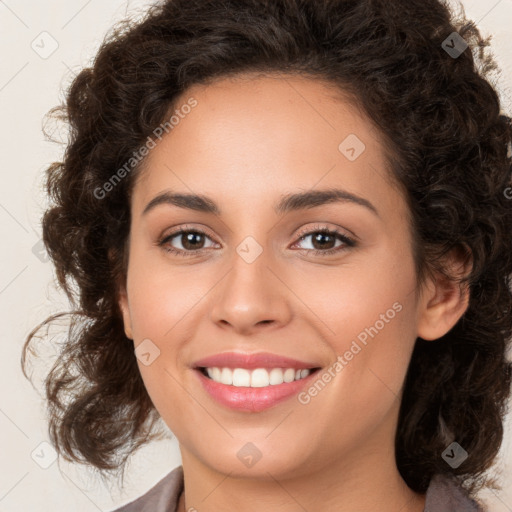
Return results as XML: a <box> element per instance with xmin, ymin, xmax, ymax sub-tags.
<box><xmin>22</xmin><ymin>0</ymin><xmax>512</xmax><ymax>497</ymax></box>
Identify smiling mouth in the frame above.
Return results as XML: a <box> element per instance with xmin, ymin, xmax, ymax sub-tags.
<box><xmin>197</xmin><ymin>366</ymin><xmax>321</xmax><ymax>388</ymax></box>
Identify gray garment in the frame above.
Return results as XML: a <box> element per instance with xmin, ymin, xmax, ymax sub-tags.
<box><xmin>112</xmin><ymin>466</ymin><xmax>184</xmax><ymax>512</ymax></box>
<box><xmin>110</xmin><ymin>465</ymin><xmax>485</xmax><ymax>511</ymax></box>
<box><xmin>424</xmin><ymin>473</ymin><xmax>485</xmax><ymax>512</ymax></box>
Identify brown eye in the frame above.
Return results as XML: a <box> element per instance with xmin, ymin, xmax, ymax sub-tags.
<box><xmin>307</xmin><ymin>231</ymin><xmax>337</xmax><ymax>250</ymax></box>
<box><xmin>159</xmin><ymin>228</ymin><xmax>217</xmax><ymax>256</ymax></box>
<box><xmin>178</xmin><ymin>231</ymin><xmax>207</xmax><ymax>250</ymax></box>
<box><xmin>292</xmin><ymin>226</ymin><xmax>356</xmax><ymax>257</ymax></box>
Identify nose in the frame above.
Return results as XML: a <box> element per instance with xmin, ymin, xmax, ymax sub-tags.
<box><xmin>209</xmin><ymin>250</ymin><xmax>293</xmax><ymax>336</ymax></box>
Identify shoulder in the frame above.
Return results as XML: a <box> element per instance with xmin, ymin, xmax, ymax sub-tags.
<box><xmin>425</xmin><ymin>473</ymin><xmax>486</xmax><ymax>512</ymax></box>
<box><xmin>109</xmin><ymin>465</ymin><xmax>184</xmax><ymax>512</ymax></box>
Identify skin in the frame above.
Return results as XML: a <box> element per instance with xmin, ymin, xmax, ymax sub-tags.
<box><xmin>118</xmin><ymin>72</ymin><xmax>470</xmax><ymax>512</ymax></box>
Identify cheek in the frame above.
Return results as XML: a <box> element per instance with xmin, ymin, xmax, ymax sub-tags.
<box><xmin>124</xmin><ymin>259</ymin><xmax>197</xmax><ymax>423</ymax></box>
<box><xmin>315</xmin><ymin>243</ymin><xmax>418</xmax><ymax>392</ymax></box>
<box><xmin>309</xmin><ymin>283</ymin><xmax>417</xmax><ymax>458</ymax></box>
<box><xmin>126</xmin><ymin>249</ymin><xmax>208</xmax><ymax>339</ymax></box>
<box><xmin>307</xmin><ymin>246</ymin><xmax>416</xmax><ymax>346</ymax></box>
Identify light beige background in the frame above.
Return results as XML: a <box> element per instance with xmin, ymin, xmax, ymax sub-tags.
<box><xmin>0</xmin><ymin>0</ymin><xmax>511</xmax><ymax>510</ymax></box>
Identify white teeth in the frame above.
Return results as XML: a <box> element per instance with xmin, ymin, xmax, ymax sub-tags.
<box><xmin>220</xmin><ymin>368</ymin><xmax>232</xmax><ymax>385</ymax></box>
<box><xmin>203</xmin><ymin>367</ymin><xmax>312</xmax><ymax>387</ymax></box>
<box><xmin>284</xmin><ymin>368</ymin><xmax>296</xmax><ymax>382</ymax></box>
<box><xmin>269</xmin><ymin>368</ymin><xmax>284</xmax><ymax>385</ymax></box>
<box><xmin>212</xmin><ymin>367</ymin><xmax>221</xmax><ymax>382</ymax></box>
<box><xmin>232</xmin><ymin>368</ymin><xmax>251</xmax><ymax>387</ymax></box>
<box><xmin>251</xmin><ymin>368</ymin><xmax>269</xmax><ymax>387</ymax></box>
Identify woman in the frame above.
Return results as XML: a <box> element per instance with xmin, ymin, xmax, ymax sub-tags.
<box><xmin>22</xmin><ymin>0</ymin><xmax>512</xmax><ymax>511</ymax></box>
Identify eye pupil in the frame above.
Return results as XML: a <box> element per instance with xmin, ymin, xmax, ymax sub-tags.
<box><xmin>312</xmin><ymin>232</ymin><xmax>335</xmax><ymax>250</ymax></box>
<box><xmin>182</xmin><ymin>232</ymin><xmax>204</xmax><ymax>250</ymax></box>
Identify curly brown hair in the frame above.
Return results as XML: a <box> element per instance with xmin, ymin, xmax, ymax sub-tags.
<box><xmin>22</xmin><ymin>0</ymin><xmax>512</xmax><ymax>499</ymax></box>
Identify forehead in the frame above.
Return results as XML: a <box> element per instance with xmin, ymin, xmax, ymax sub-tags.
<box><xmin>131</xmin><ymin>73</ymin><xmax>404</xmax><ymax>220</ymax></box>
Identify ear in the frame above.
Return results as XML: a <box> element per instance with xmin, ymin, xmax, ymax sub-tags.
<box><xmin>118</xmin><ymin>284</ymin><xmax>134</xmax><ymax>340</ymax></box>
<box><xmin>109</xmin><ymin>247</ymin><xmax>133</xmax><ymax>340</ymax></box>
<box><xmin>417</xmin><ymin>245</ymin><xmax>472</xmax><ymax>341</ymax></box>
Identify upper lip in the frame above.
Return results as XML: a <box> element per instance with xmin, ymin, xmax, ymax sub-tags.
<box><xmin>193</xmin><ymin>352</ymin><xmax>321</xmax><ymax>370</ymax></box>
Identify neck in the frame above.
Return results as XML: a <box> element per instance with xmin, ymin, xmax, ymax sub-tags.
<box><xmin>176</xmin><ymin>446</ymin><xmax>426</xmax><ymax>512</ymax></box>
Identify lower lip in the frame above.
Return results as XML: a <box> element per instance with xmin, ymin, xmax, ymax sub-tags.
<box><xmin>194</xmin><ymin>368</ymin><xmax>319</xmax><ymax>412</ymax></box>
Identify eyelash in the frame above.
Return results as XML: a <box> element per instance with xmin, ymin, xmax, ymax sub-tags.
<box><xmin>157</xmin><ymin>224</ymin><xmax>356</xmax><ymax>258</ymax></box>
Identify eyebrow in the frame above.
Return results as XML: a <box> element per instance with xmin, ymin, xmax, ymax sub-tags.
<box><xmin>142</xmin><ymin>188</ymin><xmax>379</xmax><ymax>217</ymax></box>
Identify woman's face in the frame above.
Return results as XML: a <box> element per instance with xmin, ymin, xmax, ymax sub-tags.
<box><xmin>118</xmin><ymin>73</ymin><xmax>444</xmax><ymax>480</ymax></box>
